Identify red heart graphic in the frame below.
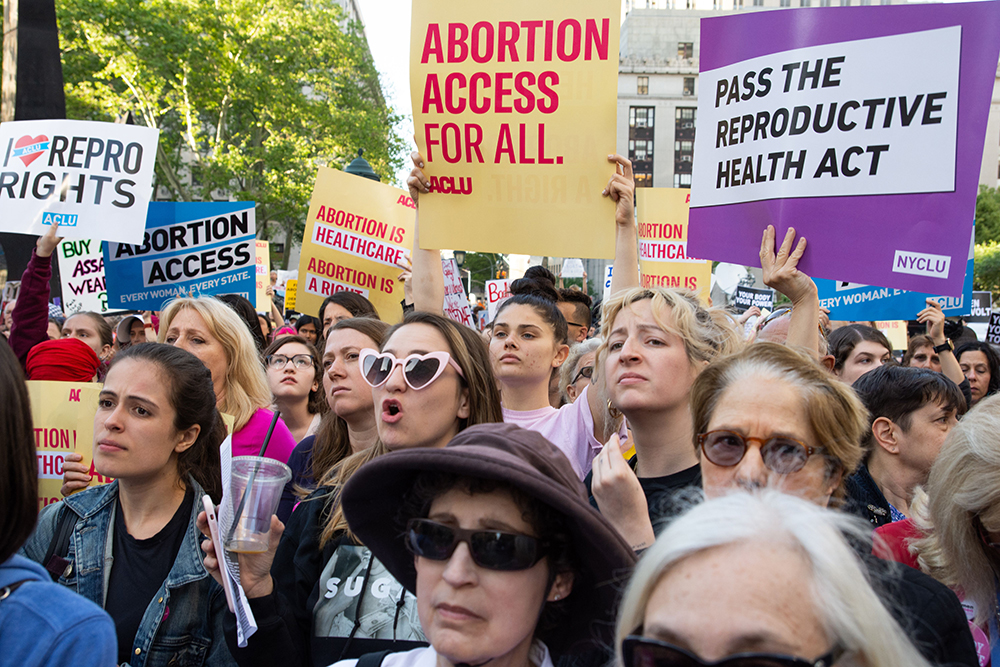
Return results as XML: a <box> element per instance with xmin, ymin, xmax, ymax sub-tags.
<box><xmin>14</xmin><ymin>135</ymin><xmax>48</xmax><ymax>167</ymax></box>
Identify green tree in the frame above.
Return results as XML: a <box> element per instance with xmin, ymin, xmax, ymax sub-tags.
<box><xmin>976</xmin><ymin>185</ymin><xmax>1000</xmax><ymax>244</ymax></box>
<box><xmin>461</xmin><ymin>252</ymin><xmax>507</xmax><ymax>296</ymax></box>
<box><xmin>56</xmin><ymin>0</ymin><xmax>406</xmax><ymax>267</ymax></box>
<box><xmin>974</xmin><ymin>241</ymin><xmax>1000</xmax><ymax>300</ymax></box>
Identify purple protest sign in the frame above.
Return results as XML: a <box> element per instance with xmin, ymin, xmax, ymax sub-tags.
<box><xmin>688</xmin><ymin>3</ymin><xmax>1000</xmax><ymax>297</ymax></box>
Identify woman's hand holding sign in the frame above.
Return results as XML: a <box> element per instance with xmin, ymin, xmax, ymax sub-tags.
<box><xmin>761</xmin><ymin>225</ymin><xmax>821</xmax><ymax>358</ymax></box>
<box><xmin>606</xmin><ymin>154</ymin><xmax>640</xmax><ymax>294</ymax></box>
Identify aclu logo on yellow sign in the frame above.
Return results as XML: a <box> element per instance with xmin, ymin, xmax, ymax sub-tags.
<box><xmin>42</xmin><ymin>211</ymin><xmax>79</xmax><ymax>227</ymax></box>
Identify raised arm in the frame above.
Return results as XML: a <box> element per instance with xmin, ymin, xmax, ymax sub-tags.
<box><xmin>9</xmin><ymin>222</ymin><xmax>62</xmax><ymax>368</ymax></box>
<box><xmin>919</xmin><ymin>299</ymin><xmax>965</xmax><ymax>387</ymax></box>
<box><xmin>606</xmin><ymin>154</ymin><xmax>640</xmax><ymax>295</ymax></box>
<box><xmin>760</xmin><ymin>225</ymin><xmax>820</xmax><ymax>359</ymax></box>
<box><xmin>406</xmin><ymin>151</ymin><xmax>446</xmax><ymax>315</ymax></box>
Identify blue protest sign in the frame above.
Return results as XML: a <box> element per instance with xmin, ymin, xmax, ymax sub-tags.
<box><xmin>816</xmin><ymin>256</ymin><xmax>973</xmax><ymax>321</ymax></box>
<box><xmin>104</xmin><ymin>201</ymin><xmax>256</xmax><ymax>310</ymax></box>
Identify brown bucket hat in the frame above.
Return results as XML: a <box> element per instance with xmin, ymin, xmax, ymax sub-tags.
<box><xmin>341</xmin><ymin>422</ymin><xmax>637</xmax><ymax>655</ymax></box>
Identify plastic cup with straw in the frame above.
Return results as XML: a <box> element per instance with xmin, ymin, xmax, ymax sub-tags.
<box><xmin>226</xmin><ymin>411</ymin><xmax>292</xmax><ymax>553</ymax></box>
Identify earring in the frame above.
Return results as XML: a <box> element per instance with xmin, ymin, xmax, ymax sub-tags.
<box><xmin>607</xmin><ymin>399</ymin><xmax>621</xmax><ymax>420</ymax></box>
<box><xmin>553</xmin><ymin>594</ymin><xmax>561</xmax><ymax>601</ymax></box>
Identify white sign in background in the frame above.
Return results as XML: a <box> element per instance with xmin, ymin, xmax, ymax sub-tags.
<box><xmin>691</xmin><ymin>27</ymin><xmax>960</xmax><ymax>207</ymax></box>
<box><xmin>486</xmin><ymin>279</ymin><xmax>511</xmax><ymax>321</ymax></box>
<box><xmin>0</xmin><ymin>119</ymin><xmax>159</xmax><ymax>244</ymax></box>
<box><xmin>56</xmin><ymin>239</ymin><xmax>124</xmax><ymax>315</ymax></box>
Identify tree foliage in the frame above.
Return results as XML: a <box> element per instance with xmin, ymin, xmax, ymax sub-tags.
<box><xmin>976</xmin><ymin>185</ymin><xmax>1000</xmax><ymax>244</ymax></box>
<box><xmin>56</xmin><ymin>0</ymin><xmax>406</xmax><ymax>266</ymax></box>
<box><xmin>974</xmin><ymin>241</ymin><xmax>1000</xmax><ymax>300</ymax></box>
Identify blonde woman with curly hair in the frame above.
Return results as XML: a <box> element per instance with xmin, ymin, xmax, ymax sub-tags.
<box><xmin>590</xmin><ymin>286</ymin><xmax>744</xmax><ymax>551</ymax></box>
<box><xmin>617</xmin><ymin>491</ymin><xmax>935</xmax><ymax>667</ymax></box>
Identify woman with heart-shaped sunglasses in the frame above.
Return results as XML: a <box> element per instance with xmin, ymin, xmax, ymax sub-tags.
<box><xmin>199</xmin><ymin>311</ymin><xmax>504</xmax><ymax>667</ymax></box>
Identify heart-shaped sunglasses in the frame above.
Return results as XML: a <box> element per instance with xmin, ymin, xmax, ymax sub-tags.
<box><xmin>359</xmin><ymin>348</ymin><xmax>465</xmax><ymax>390</ymax></box>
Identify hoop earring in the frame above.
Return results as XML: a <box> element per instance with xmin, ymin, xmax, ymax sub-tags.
<box><xmin>608</xmin><ymin>399</ymin><xmax>621</xmax><ymax>420</ymax></box>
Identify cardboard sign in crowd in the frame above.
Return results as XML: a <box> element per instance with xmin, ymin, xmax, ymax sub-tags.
<box><xmin>0</xmin><ymin>119</ymin><xmax>158</xmax><ymax>244</ymax></box>
<box><xmin>411</xmin><ymin>0</ymin><xmax>621</xmax><ymax>258</ymax></box>
<box><xmin>28</xmin><ymin>380</ymin><xmax>107</xmax><ymax>510</ymax></box>
<box><xmin>295</xmin><ymin>168</ymin><xmax>416</xmax><ymax>324</ymax></box>
<box><xmin>688</xmin><ymin>2</ymin><xmax>1000</xmax><ymax>297</ymax></box>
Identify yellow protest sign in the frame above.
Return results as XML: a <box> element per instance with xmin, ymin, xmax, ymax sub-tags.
<box><xmin>875</xmin><ymin>320</ymin><xmax>909</xmax><ymax>352</ymax></box>
<box><xmin>284</xmin><ymin>279</ymin><xmax>298</xmax><ymax>312</ymax></box>
<box><xmin>28</xmin><ymin>381</ymin><xmax>107</xmax><ymax>511</ymax></box>
<box><xmin>296</xmin><ymin>168</ymin><xmax>415</xmax><ymax>323</ymax></box>
<box><xmin>637</xmin><ymin>189</ymin><xmax>712</xmax><ymax>301</ymax></box>
<box><xmin>411</xmin><ymin>0</ymin><xmax>619</xmax><ymax>257</ymax></box>
<box><xmin>255</xmin><ymin>240</ymin><xmax>270</xmax><ymax>312</ymax></box>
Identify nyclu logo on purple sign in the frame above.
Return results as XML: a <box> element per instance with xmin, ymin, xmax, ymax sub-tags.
<box><xmin>687</xmin><ymin>3</ymin><xmax>1000</xmax><ymax>297</ymax></box>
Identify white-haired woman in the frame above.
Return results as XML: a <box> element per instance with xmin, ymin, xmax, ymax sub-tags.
<box><xmin>617</xmin><ymin>491</ymin><xmax>933</xmax><ymax>667</ymax></box>
<box><xmin>876</xmin><ymin>393</ymin><xmax>1000</xmax><ymax>663</ymax></box>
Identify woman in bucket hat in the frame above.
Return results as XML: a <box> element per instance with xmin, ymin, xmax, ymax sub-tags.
<box><xmin>337</xmin><ymin>422</ymin><xmax>637</xmax><ymax>667</ymax></box>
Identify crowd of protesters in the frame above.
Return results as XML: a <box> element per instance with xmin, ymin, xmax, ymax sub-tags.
<box><xmin>3</xmin><ymin>150</ymin><xmax>1000</xmax><ymax>667</ymax></box>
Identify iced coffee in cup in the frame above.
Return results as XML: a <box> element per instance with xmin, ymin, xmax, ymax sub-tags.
<box><xmin>226</xmin><ymin>456</ymin><xmax>292</xmax><ymax>553</ymax></box>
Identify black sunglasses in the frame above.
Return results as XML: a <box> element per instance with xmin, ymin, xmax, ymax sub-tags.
<box><xmin>622</xmin><ymin>636</ymin><xmax>844</xmax><ymax>667</ymax></box>
<box><xmin>405</xmin><ymin>518</ymin><xmax>546</xmax><ymax>571</ymax></box>
<box><xmin>698</xmin><ymin>430</ymin><xmax>824</xmax><ymax>475</ymax></box>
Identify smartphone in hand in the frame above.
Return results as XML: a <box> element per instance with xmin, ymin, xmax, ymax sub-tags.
<box><xmin>202</xmin><ymin>495</ymin><xmax>236</xmax><ymax>613</ymax></box>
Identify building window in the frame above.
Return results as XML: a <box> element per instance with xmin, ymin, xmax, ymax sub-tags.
<box><xmin>840</xmin><ymin>0</ymin><xmax>850</xmax><ymax>5</ymax></box>
<box><xmin>673</xmin><ymin>173</ymin><xmax>692</xmax><ymax>188</ymax></box>
<box><xmin>683</xmin><ymin>77</ymin><xmax>695</xmax><ymax>96</ymax></box>
<box><xmin>820</xmin><ymin>0</ymin><xmax>831</xmax><ymax>5</ymax></box>
<box><xmin>860</xmin><ymin>0</ymin><xmax>870</xmax><ymax>5</ymax></box>
<box><xmin>630</xmin><ymin>107</ymin><xmax>655</xmax><ymax>129</ymax></box>
<box><xmin>800</xmin><ymin>0</ymin><xmax>810</xmax><ymax>5</ymax></box>
<box><xmin>779</xmin><ymin>0</ymin><xmax>790</xmax><ymax>6</ymax></box>
<box><xmin>637</xmin><ymin>76</ymin><xmax>649</xmax><ymax>95</ymax></box>
<box><xmin>629</xmin><ymin>106</ymin><xmax>655</xmax><ymax>188</ymax></box>
<box><xmin>677</xmin><ymin>42</ymin><xmax>693</xmax><ymax>60</ymax></box>
<box><xmin>753</xmin><ymin>0</ymin><xmax>764</xmax><ymax>5</ymax></box>
<box><xmin>629</xmin><ymin>139</ymin><xmax>654</xmax><ymax>161</ymax></box>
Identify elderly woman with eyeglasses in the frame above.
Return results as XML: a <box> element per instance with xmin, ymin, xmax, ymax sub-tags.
<box><xmin>616</xmin><ymin>491</ymin><xmax>933</xmax><ymax>667</ymax></box>
<box><xmin>691</xmin><ymin>343</ymin><xmax>977</xmax><ymax>667</ymax></box>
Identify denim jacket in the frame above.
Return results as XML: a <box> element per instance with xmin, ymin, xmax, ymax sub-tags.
<box><xmin>20</xmin><ymin>479</ymin><xmax>237</xmax><ymax>667</ymax></box>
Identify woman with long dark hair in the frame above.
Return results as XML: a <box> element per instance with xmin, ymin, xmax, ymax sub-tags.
<box><xmin>22</xmin><ymin>343</ymin><xmax>235</xmax><ymax>667</ymax></box>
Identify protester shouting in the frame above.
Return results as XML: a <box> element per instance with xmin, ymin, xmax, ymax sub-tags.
<box><xmin>21</xmin><ymin>344</ymin><xmax>236</xmax><ymax>667</ymax></box>
<box><xmin>198</xmin><ymin>311</ymin><xmax>503</xmax><ymax>667</ymax></box>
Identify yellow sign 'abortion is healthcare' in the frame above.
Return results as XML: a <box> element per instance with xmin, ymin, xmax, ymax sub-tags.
<box><xmin>28</xmin><ymin>380</ymin><xmax>107</xmax><ymax>511</ymax></box>
<box><xmin>296</xmin><ymin>168</ymin><xmax>416</xmax><ymax>324</ymax></box>
<box><xmin>411</xmin><ymin>0</ymin><xmax>620</xmax><ymax>258</ymax></box>
<box><xmin>637</xmin><ymin>189</ymin><xmax>712</xmax><ymax>302</ymax></box>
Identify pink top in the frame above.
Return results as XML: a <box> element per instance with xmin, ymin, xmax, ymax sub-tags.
<box><xmin>502</xmin><ymin>384</ymin><xmax>625</xmax><ymax>480</ymax></box>
<box><xmin>231</xmin><ymin>408</ymin><xmax>297</xmax><ymax>464</ymax></box>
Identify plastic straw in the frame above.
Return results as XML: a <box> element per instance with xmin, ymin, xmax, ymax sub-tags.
<box><xmin>227</xmin><ymin>410</ymin><xmax>282</xmax><ymax>544</ymax></box>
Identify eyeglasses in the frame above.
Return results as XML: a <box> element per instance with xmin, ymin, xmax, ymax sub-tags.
<box><xmin>757</xmin><ymin>307</ymin><xmax>792</xmax><ymax>330</ymax></box>
<box><xmin>405</xmin><ymin>518</ymin><xmax>546</xmax><ymax>571</ymax></box>
<box><xmin>266</xmin><ymin>353</ymin><xmax>314</xmax><ymax>370</ymax></box>
<box><xmin>359</xmin><ymin>348</ymin><xmax>465</xmax><ymax>390</ymax></box>
<box><xmin>572</xmin><ymin>365</ymin><xmax>594</xmax><ymax>384</ymax></box>
<box><xmin>567</xmin><ymin>320</ymin><xmax>588</xmax><ymax>330</ymax></box>
<box><xmin>622</xmin><ymin>636</ymin><xmax>843</xmax><ymax>667</ymax></box>
<box><xmin>698</xmin><ymin>430</ymin><xmax>823</xmax><ymax>474</ymax></box>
